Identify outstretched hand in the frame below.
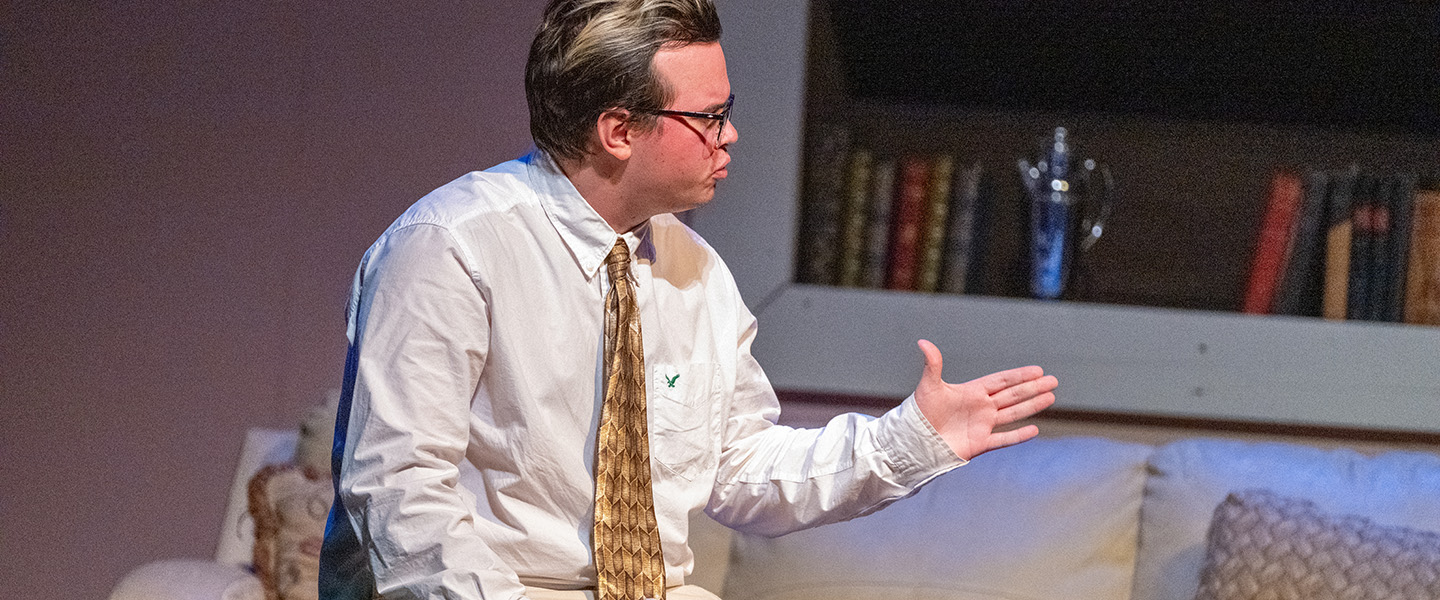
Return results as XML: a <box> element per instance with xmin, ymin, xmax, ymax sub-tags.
<box><xmin>912</xmin><ymin>339</ymin><xmax>1058</xmax><ymax>461</ymax></box>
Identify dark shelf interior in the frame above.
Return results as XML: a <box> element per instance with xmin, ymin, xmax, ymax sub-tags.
<box><xmin>826</xmin><ymin>0</ymin><xmax>1440</xmax><ymax>137</ymax></box>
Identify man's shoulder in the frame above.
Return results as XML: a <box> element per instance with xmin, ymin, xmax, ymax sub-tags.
<box><xmin>389</xmin><ymin>158</ymin><xmax>536</xmax><ymax>232</ymax></box>
<box><xmin>649</xmin><ymin>213</ymin><xmax>714</xmax><ymax>253</ymax></box>
<box><xmin>648</xmin><ymin>213</ymin><xmax>740</xmax><ymax>287</ymax></box>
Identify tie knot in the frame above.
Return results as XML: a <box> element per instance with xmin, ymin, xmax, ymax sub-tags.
<box><xmin>605</xmin><ymin>238</ymin><xmax>631</xmax><ymax>282</ymax></box>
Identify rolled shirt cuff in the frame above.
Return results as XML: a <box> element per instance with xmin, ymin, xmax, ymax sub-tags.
<box><xmin>874</xmin><ymin>394</ymin><xmax>968</xmax><ymax>487</ymax></box>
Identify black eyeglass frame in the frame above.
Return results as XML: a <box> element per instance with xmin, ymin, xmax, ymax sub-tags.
<box><xmin>632</xmin><ymin>94</ymin><xmax>734</xmax><ymax>146</ymax></box>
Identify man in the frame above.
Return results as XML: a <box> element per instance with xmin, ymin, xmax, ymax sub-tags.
<box><xmin>320</xmin><ymin>1</ymin><xmax>1058</xmax><ymax>599</ymax></box>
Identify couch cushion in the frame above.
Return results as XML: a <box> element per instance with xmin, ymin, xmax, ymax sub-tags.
<box><xmin>1132</xmin><ymin>439</ymin><xmax>1440</xmax><ymax>600</ymax></box>
<box><xmin>720</xmin><ymin>436</ymin><xmax>1152</xmax><ymax>600</ymax></box>
<box><xmin>687</xmin><ymin>510</ymin><xmax>736</xmax><ymax>594</ymax></box>
<box><xmin>1194</xmin><ymin>489</ymin><xmax>1440</xmax><ymax>600</ymax></box>
<box><xmin>107</xmin><ymin>559</ymin><xmax>261</xmax><ymax>600</ymax></box>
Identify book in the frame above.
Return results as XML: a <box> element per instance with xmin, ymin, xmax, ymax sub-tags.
<box><xmin>1242</xmin><ymin>170</ymin><xmax>1304</xmax><ymax>314</ymax></box>
<box><xmin>1403</xmin><ymin>185</ymin><xmax>1440</xmax><ymax>325</ymax></box>
<box><xmin>1321</xmin><ymin>170</ymin><xmax>1357</xmax><ymax>320</ymax></box>
<box><xmin>886</xmin><ymin>155</ymin><xmax>932</xmax><ymax>291</ymax></box>
<box><xmin>834</xmin><ymin>148</ymin><xmax>874</xmax><ymax>287</ymax></box>
<box><xmin>796</xmin><ymin>125</ymin><xmax>851</xmax><ymax>285</ymax></box>
<box><xmin>861</xmin><ymin>157</ymin><xmax>897</xmax><ymax>289</ymax></box>
<box><xmin>939</xmin><ymin>160</ymin><xmax>984</xmax><ymax>294</ymax></box>
<box><xmin>1346</xmin><ymin>174</ymin><xmax>1379</xmax><ymax>320</ymax></box>
<box><xmin>967</xmin><ymin>173</ymin><xmax>995</xmax><ymax>295</ymax></box>
<box><xmin>914</xmin><ymin>155</ymin><xmax>956</xmax><ymax>293</ymax></box>
<box><xmin>1273</xmin><ymin>170</ymin><xmax>1330</xmax><ymax>316</ymax></box>
<box><xmin>1363</xmin><ymin>175</ymin><xmax>1399</xmax><ymax>321</ymax></box>
<box><xmin>1380</xmin><ymin>175</ymin><xmax>1416</xmax><ymax>322</ymax></box>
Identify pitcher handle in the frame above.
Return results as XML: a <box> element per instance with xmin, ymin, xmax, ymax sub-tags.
<box><xmin>1077</xmin><ymin>160</ymin><xmax>1116</xmax><ymax>252</ymax></box>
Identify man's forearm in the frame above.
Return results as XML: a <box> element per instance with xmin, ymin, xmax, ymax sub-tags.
<box><xmin>705</xmin><ymin>395</ymin><xmax>965</xmax><ymax>537</ymax></box>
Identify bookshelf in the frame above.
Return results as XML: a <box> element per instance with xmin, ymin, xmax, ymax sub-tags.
<box><xmin>690</xmin><ymin>0</ymin><xmax>1440</xmax><ymax>434</ymax></box>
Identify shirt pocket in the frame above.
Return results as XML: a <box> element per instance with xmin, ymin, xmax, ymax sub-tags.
<box><xmin>649</xmin><ymin>362</ymin><xmax>718</xmax><ymax>481</ymax></box>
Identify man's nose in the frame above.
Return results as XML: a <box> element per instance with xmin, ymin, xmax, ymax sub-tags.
<box><xmin>720</xmin><ymin>119</ymin><xmax>739</xmax><ymax>147</ymax></box>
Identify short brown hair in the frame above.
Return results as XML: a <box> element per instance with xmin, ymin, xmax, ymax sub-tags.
<box><xmin>525</xmin><ymin>0</ymin><xmax>722</xmax><ymax>161</ymax></box>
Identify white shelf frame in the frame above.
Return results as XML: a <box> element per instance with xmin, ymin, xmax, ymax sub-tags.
<box><xmin>691</xmin><ymin>0</ymin><xmax>1440</xmax><ymax>434</ymax></box>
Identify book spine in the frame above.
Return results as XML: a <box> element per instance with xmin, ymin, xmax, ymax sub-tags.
<box><xmin>914</xmin><ymin>155</ymin><xmax>955</xmax><ymax>293</ymax></box>
<box><xmin>1346</xmin><ymin>175</ymin><xmax>1377</xmax><ymax>320</ymax></box>
<box><xmin>1321</xmin><ymin>171</ymin><xmax>1356</xmax><ymax>320</ymax></box>
<box><xmin>796</xmin><ymin>125</ymin><xmax>851</xmax><ymax>285</ymax></box>
<box><xmin>834</xmin><ymin>149</ymin><xmax>874</xmax><ymax>287</ymax></box>
<box><xmin>862</xmin><ymin>157</ymin><xmax>897</xmax><ymax>289</ymax></box>
<box><xmin>1241</xmin><ymin>170</ymin><xmax>1303</xmax><ymax>314</ymax></box>
<box><xmin>939</xmin><ymin>160</ymin><xmax>983</xmax><ymax>294</ymax></box>
<box><xmin>1382</xmin><ymin>176</ymin><xmax>1415</xmax><ymax>322</ymax></box>
<box><xmin>1273</xmin><ymin>170</ymin><xmax>1329</xmax><ymax>316</ymax></box>
<box><xmin>1364</xmin><ymin>176</ymin><xmax>1395</xmax><ymax>321</ymax></box>
<box><xmin>1403</xmin><ymin>187</ymin><xmax>1440</xmax><ymax>325</ymax></box>
<box><xmin>886</xmin><ymin>156</ymin><xmax>931</xmax><ymax>291</ymax></box>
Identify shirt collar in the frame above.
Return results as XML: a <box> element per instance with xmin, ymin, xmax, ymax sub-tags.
<box><xmin>525</xmin><ymin>150</ymin><xmax>653</xmax><ymax>280</ymax></box>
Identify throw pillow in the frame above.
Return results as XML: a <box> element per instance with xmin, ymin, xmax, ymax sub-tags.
<box><xmin>1135</xmin><ymin>439</ymin><xmax>1440</xmax><ymax>600</ymax></box>
<box><xmin>248</xmin><ymin>464</ymin><xmax>332</xmax><ymax>600</ymax></box>
<box><xmin>1195</xmin><ymin>489</ymin><xmax>1440</xmax><ymax>600</ymax></box>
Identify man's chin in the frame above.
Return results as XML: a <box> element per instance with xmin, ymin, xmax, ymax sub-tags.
<box><xmin>682</xmin><ymin>186</ymin><xmax>718</xmax><ymax>211</ymax></box>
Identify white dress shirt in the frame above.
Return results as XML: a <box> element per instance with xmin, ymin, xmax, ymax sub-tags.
<box><xmin>324</xmin><ymin>151</ymin><xmax>967</xmax><ymax>600</ymax></box>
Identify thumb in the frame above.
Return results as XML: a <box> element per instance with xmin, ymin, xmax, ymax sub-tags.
<box><xmin>917</xmin><ymin>339</ymin><xmax>944</xmax><ymax>384</ymax></box>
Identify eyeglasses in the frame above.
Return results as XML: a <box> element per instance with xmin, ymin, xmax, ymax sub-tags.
<box><xmin>634</xmin><ymin>94</ymin><xmax>733</xmax><ymax>147</ymax></box>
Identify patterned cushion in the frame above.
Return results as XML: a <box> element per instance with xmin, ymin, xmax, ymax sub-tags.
<box><xmin>1195</xmin><ymin>489</ymin><xmax>1440</xmax><ymax>600</ymax></box>
<box><xmin>1135</xmin><ymin>439</ymin><xmax>1440</xmax><ymax>600</ymax></box>
<box><xmin>248</xmin><ymin>464</ymin><xmax>332</xmax><ymax>600</ymax></box>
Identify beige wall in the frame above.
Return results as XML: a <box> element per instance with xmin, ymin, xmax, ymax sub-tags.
<box><xmin>1</xmin><ymin>3</ymin><xmax>545</xmax><ymax>598</ymax></box>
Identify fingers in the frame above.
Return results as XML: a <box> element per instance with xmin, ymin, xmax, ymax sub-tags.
<box><xmin>970</xmin><ymin>365</ymin><xmax>1047</xmax><ymax>395</ymax></box>
<box><xmin>985</xmin><ymin>423</ymin><xmax>1040</xmax><ymax>453</ymax></box>
<box><xmin>915</xmin><ymin>340</ymin><xmax>1056</xmax><ymax>417</ymax></box>
<box><xmin>918</xmin><ymin>340</ymin><xmax>1044</xmax><ymax>391</ymax></box>
<box><xmin>995</xmin><ymin>391</ymin><xmax>1056</xmax><ymax>425</ymax></box>
<box><xmin>917</xmin><ymin>339</ymin><xmax>943</xmax><ymax>383</ymax></box>
<box><xmin>992</xmin><ymin>374</ymin><xmax>1059</xmax><ymax>409</ymax></box>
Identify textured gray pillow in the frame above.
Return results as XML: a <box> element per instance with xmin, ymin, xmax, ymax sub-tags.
<box><xmin>1195</xmin><ymin>489</ymin><xmax>1440</xmax><ymax>600</ymax></box>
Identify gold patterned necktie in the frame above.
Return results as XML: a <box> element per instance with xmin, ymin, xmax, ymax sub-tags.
<box><xmin>594</xmin><ymin>237</ymin><xmax>666</xmax><ymax>600</ymax></box>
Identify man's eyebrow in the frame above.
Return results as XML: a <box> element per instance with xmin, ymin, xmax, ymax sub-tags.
<box><xmin>701</xmin><ymin>99</ymin><xmax>730</xmax><ymax>112</ymax></box>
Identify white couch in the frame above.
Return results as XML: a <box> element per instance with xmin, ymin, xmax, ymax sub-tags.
<box><xmin>110</xmin><ymin>405</ymin><xmax>1440</xmax><ymax>600</ymax></box>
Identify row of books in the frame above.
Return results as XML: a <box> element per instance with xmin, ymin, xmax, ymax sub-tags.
<box><xmin>795</xmin><ymin>127</ymin><xmax>991</xmax><ymax>294</ymax></box>
<box><xmin>1242</xmin><ymin>168</ymin><xmax>1440</xmax><ymax>325</ymax></box>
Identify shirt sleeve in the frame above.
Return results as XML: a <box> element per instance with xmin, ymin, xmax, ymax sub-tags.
<box><xmin>334</xmin><ymin>223</ymin><xmax>527</xmax><ymax>600</ymax></box>
<box><xmin>704</xmin><ymin>302</ymin><xmax>968</xmax><ymax>538</ymax></box>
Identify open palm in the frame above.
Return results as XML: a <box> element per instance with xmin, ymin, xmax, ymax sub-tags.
<box><xmin>912</xmin><ymin>339</ymin><xmax>1058</xmax><ymax>461</ymax></box>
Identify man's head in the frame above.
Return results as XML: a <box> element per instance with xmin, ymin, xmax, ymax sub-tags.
<box><xmin>525</xmin><ymin>0</ymin><xmax>722</xmax><ymax>162</ymax></box>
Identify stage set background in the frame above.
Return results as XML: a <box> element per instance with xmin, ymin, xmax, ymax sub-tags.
<box><xmin>3</xmin><ymin>3</ymin><xmax>548</xmax><ymax>598</ymax></box>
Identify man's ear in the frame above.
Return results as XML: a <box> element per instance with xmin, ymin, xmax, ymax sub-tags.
<box><xmin>595</xmin><ymin>110</ymin><xmax>634</xmax><ymax>161</ymax></box>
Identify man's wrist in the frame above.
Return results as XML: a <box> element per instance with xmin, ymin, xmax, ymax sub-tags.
<box><xmin>876</xmin><ymin>395</ymin><xmax>968</xmax><ymax>485</ymax></box>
